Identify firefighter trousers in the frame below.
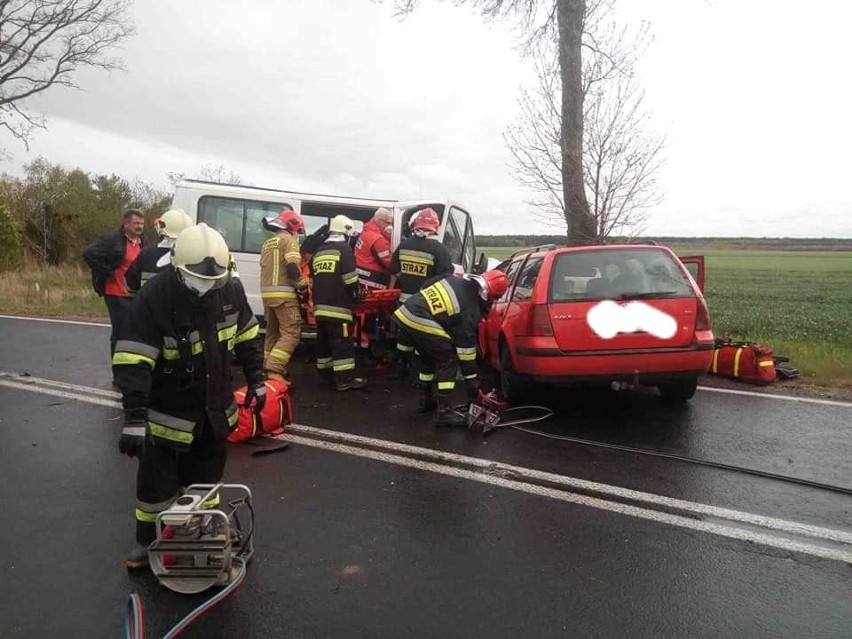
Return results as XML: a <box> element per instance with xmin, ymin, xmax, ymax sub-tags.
<box><xmin>315</xmin><ymin>319</ymin><xmax>356</xmax><ymax>386</ymax></box>
<box><xmin>397</xmin><ymin>326</ymin><xmax>457</xmax><ymax>397</ymax></box>
<box><xmin>134</xmin><ymin>416</ymin><xmax>226</xmax><ymax>544</ymax></box>
<box><xmin>263</xmin><ymin>300</ymin><xmax>302</xmax><ymax>380</ymax></box>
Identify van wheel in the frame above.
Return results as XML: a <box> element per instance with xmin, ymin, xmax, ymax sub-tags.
<box><xmin>500</xmin><ymin>346</ymin><xmax>533</xmax><ymax>405</ymax></box>
<box><xmin>658</xmin><ymin>377</ymin><xmax>698</xmax><ymax>403</ymax></box>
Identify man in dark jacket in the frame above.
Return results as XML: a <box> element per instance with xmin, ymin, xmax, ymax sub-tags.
<box><xmin>310</xmin><ymin>214</ymin><xmax>367</xmax><ymax>391</ymax></box>
<box><xmin>125</xmin><ymin>208</ymin><xmax>193</xmax><ymax>293</ymax></box>
<box><xmin>83</xmin><ymin>209</ymin><xmax>146</xmax><ymax>356</ymax></box>
<box><xmin>391</xmin><ymin>270</ymin><xmax>507</xmax><ymax>427</ymax></box>
<box><xmin>112</xmin><ymin>223</ymin><xmax>265</xmax><ymax>569</ymax></box>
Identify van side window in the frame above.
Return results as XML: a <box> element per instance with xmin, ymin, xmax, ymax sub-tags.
<box><xmin>448</xmin><ymin>206</ymin><xmax>474</xmax><ymax>272</ymax></box>
<box><xmin>442</xmin><ymin>213</ymin><xmax>463</xmax><ymax>264</ymax></box>
<box><xmin>199</xmin><ymin>196</ymin><xmax>293</xmax><ymax>254</ymax></box>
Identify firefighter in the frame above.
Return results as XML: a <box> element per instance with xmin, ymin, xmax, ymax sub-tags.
<box><xmin>113</xmin><ymin>223</ymin><xmax>265</xmax><ymax>569</ymax></box>
<box><xmin>391</xmin><ymin>270</ymin><xmax>508</xmax><ymax>427</ymax></box>
<box><xmin>354</xmin><ymin>207</ymin><xmax>394</xmax><ymax>290</ymax></box>
<box><xmin>125</xmin><ymin>208</ymin><xmax>194</xmax><ymax>294</ymax></box>
<box><xmin>259</xmin><ymin>208</ymin><xmax>309</xmax><ymax>382</ymax></box>
<box><xmin>388</xmin><ymin>208</ymin><xmax>455</xmax><ymax>379</ymax></box>
<box><xmin>311</xmin><ymin>214</ymin><xmax>367</xmax><ymax>391</ymax></box>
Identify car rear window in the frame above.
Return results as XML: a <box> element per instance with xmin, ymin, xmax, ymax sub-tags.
<box><xmin>548</xmin><ymin>249</ymin><xmax>695</xmax><ymax>302</ymax></box>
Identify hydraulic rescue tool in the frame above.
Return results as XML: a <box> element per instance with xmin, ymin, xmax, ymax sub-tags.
<box><xmin>466</xmin><ymin>389</ymin><xmax>554</xmax><ymax>435</ymax></box>
<box><xmin>148</xmin><ymin>483</ymin><xmax>255</xmax><ymax>595</ymax></box>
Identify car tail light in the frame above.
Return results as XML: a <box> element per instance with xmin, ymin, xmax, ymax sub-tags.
<box><xmin>695</xmin><ymin>297</ymin><xmax>712</xmax><ymax>331</ymax></box>
<box><xmin>529</xmin><ymin>304</ymin><xmax>554</xmax><ymax>336</ymax></box>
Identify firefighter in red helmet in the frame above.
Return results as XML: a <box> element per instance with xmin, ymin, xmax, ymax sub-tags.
<box><xmin>388</xmin><ymin>207</ymin><xmax>454</xmax><ymax>379</ymax></box>
<box><xmin>391</xmin><ymin>269</ymin><xmax>508</xmax><ymax>427</ymax></box>
<box><xmin>260</xmin><ymin>207</ymin><xmax>309</xmax><ymax>382</ymax></box>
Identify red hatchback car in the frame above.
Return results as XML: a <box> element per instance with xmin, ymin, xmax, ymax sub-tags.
<box><xmin>479</xmin><ymin>244</ymin><xmax>714</xmax><ymax>403</ymax></box>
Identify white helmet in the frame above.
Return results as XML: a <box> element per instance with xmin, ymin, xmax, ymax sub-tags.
<box><xmin>155</xmin><ymin>208</ymin><xmax>194</xmax><ymax>239</ymax></box>
<box><xmin>329</xmin><ymin>214</ymin><xmax>356</xmax><ymax>236</ymax></box>
<box><xmin>173</xmin><ymin>223</ymin><xmax>231</xmax><ymax>296</ymax></box>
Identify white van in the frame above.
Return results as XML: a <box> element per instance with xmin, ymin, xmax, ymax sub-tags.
<box><xmin>171</xmin><ymin>180</ymin><xmax>482</xmax><ymax>315</ymax></box>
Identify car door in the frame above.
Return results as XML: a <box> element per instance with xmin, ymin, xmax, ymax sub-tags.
<box><xmin>679</xmin><ymin>255</ymin><xmax>705</xmax><ymax>292</ymax></box>
<box><xmin>480</xmin><ymin>257</ymin><xmax>524</xmax><ymax>365</ymax></box>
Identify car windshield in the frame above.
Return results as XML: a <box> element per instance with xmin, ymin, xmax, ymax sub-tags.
<box><xmin>548</xmin><ymin>249</ymin><xmax>696</xmax><ymax>302</ymax></box>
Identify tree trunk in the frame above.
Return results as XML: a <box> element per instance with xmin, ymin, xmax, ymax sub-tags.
<box><xmin>557</xmin><ymin>0</ymin><xmax>595</xmax><ymax>245</ymax></box>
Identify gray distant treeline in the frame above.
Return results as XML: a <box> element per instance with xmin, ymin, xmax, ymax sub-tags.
<box><xmin>478</xmin><ymin>236</ymin><xmax>852</xmax><ymax>250</ymax></box>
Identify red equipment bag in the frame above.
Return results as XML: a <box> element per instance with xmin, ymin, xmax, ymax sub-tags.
<box><xmin>710</xmin><ymin>339</ymin><xmax>777</xmax><ymax>385</ymax></box>
<box><xmin>227</xmin><ymin>379</ymin><xmax>293</xmax><ymax>443</ymax></box>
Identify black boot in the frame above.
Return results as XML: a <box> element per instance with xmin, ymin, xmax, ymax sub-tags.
<box><xmin>389</xmin><ymin>352</ymin><xmax>409</xmax><ymax>380</ymax></box>
<box><xmin>416</xmin><ymin>384</ymin><xmax>437</xmax><ymax>413</ymax></box>
<box><xmin>434</xmin><ymin>394</ymin><xmax>466</xmax><ymax>428</ymax></box>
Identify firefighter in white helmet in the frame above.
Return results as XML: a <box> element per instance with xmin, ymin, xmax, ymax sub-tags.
<box><xmin>125</xmin><ymin>208</ymin><xmax>194</xmax><ymax>294</ymax></box>
<box><xmin>310</xmin><ymin>215</ymin><xmax>367</xmax><ymax>391</ymax></box>
<box><xmin>112</xmin><ymin>223</ymin><xmax>265</xmax><ymax>570</ymax></box>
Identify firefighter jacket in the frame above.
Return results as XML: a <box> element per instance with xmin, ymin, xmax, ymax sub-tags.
<box><xmin>354</xmin><ymin>219</ymin><xmax>392</xmax><ymax>289</ymax></box>
<box><xmin>112</xmin><ymin>269</ymin><xmax>264</xmax><ymax>450</ymax></box>
<box><xmin>260</xmin><ymin>231</ymin><xmax>307</xmax><ymax>305</ymax></box>
<box><xmin>125</xmin><ymin>245</ymin><xmax>171</xmax><ymax>294</ymax></box>
<box><xmin>392</xmin><ymin>275</ymin><xmax>482</xmax><ymax>378</ymax></box>
<box><xmin>83</xmin><ymin>228</ymin><xmax>146</xmax><ymax>296</ymax></box>
<box><xmin>390</xmin><ymin>235</ymin><xmax>455</xmax><ymax>302</ymax></box>
<box><xmin>310</xmin><ymin>238</ymin><xmax>360</xmax><ymax>323</ymax></box>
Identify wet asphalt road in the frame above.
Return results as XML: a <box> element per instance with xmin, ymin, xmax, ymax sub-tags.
<box><xmin>0</xmin><ymin>316</ymin><xmax>850</xmax><ymax>638</ymax></box>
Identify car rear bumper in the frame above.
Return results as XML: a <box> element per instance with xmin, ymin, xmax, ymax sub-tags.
<box><xmin>514</xmin><ymin>342</ymin><xmax>714</xmax><ymax>384</ymax></box>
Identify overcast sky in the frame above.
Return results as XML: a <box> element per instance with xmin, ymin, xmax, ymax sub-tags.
<box><xmin>3</xmin><ymin>0</ymin><xmax>852</xmax><ymax>237</ymax></box>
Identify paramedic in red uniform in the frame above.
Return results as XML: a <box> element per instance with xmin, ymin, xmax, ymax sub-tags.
<box><xmin>354</xmin><ymin>207</ymin><xmax>394</xmax><ymax>290</ymax></box>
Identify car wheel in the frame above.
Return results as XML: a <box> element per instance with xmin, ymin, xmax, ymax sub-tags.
<box><xmin>658</xmin><ymin>377</ymin><xmax>698</xmax><ymax>403</ymax></box>
<box><xmin>500</xmin><ymin>345</ymin><xmax>533</xmax><ymax>404</ymax></box>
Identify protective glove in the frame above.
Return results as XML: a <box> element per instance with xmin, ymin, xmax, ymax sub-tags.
<box><xmin>349</xmin><ymin>286</ymin><xmax>364</xmax><ymax>303</ymax></box>
<box><xmin>242</xmin><ymin>381</ymin><xmax>267</xmax><ymax>415</ymax></box>
<box><xmin>119</xmin><ymin>410</ymin><xmax>147</xmax><ymax>458</ymax></box>
<box><xmin>465</xmin><ymin>378</ymin><xmax>481</xmax><ymax>403</ymax></box>
<box><xmin>297</xmin><ymin>286</ymin><xmax>310</xmax><ymax>305</ymax></box>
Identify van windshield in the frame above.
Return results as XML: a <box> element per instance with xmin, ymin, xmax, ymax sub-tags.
<box><xmin>548</xmin><ymin>249</ymin><xmax>695</xmax><ymax>302</ymax></box>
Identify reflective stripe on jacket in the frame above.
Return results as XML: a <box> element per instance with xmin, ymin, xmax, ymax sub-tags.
<box><xmin>310</xmin><ymin>240</ymin><xmax>359</xmax><ymax>323</ymax></box>
<box><xmin>354</xmin><ymin>219</ymin><xmax>392</xmax><ymax>288</ymax></box>
<box><xmin>390</xmin><ymin>235</ymin><xmax>454</xmax><ymax>300</ymax></box>
<box><xmin>112</xmin><ymin>269</ymin><xmax>264</xmax><ymax>450</ymax></box>
<box><xmin>260</xmin><ymin>233</ymin><xmax>306</xmax><ymax>303</ymax></box>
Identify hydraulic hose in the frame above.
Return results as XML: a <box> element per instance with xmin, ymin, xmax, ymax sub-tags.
<box><xmin>123</xmin><ymin>556</ymin><xmax>247</xmax><ymax>639</ymax></box>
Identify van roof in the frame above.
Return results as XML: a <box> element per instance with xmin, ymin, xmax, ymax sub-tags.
<box><xmin>175</xmin><ymin>179</ymin><xmax>398</xmax><ymax>206</ymax></box>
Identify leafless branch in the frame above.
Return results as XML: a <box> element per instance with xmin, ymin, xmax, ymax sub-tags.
<box><xmin>0</xmin><ymin>0</ymin><xmax>135</xmax><ymax>151</ymax></box>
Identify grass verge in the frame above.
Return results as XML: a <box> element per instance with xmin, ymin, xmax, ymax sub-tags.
<box><xmin>0</xmin><ymin>263</ymin><xmax>107</xmax><ymax>320</ymax></box>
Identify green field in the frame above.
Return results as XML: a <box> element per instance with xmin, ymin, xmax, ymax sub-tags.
<box><xmin>480</xmin><ymin>247</ymin><xmax>852</xmax><ymax>387</ymax></box>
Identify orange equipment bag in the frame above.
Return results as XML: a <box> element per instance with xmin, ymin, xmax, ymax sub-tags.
<box><xmin>227</xmin><ymin>379</ymin><xmax>293</xmax><ymax>443</ymax></box>
<box><xmin>710</xmin><ymin>339</ymin><xmax>776</xmax><ymax>385</ymax></box>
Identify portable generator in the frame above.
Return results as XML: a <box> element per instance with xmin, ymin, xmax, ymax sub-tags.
<box><xmin>148</xmin><ymin>483</ymin><xmax>254</xmax><ymax>594</ymax></box>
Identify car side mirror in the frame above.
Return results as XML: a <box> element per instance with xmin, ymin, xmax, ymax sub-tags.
<box><xmin>474</xmin><ymin>251</ymin><xmax>489</xmax><ymax>275</ymax></box>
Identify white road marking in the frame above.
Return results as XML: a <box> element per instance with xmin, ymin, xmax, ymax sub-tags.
<box><xmin>0</xmin><ymin>373</ymin><xmax>121</xmax><ymax>399</ymax></box>
<box><xmin>0</xmin><ymin>379</ymin><xmax>120</xmax><ymax>409</ymax></box>
<box><xmin>2</xmin><ymin>374</ymin><xmax>851</xmax><ymax>563</ymax></box>
<box><xmin>697</xmin><ymin>385</ymin><xmax>852</xmax><ymax>408</ymax></box>
<box><xmin>285</xmin><ymin>423</ymin><xmax>852</xmax><ymax>545</ymax></box>
<box><xmin>285</xmin><ymin>433</ymin><xmax>852</xmax><ymax>565</ymax></box>
<box><xmin>0</xmin><ymin>314</ymin><xmax>110</xmax><ymax>328</ymax></box>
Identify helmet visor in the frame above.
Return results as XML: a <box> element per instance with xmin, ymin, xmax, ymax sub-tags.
<box><xmin>180</xmin><ymin>271</ymin><xmax>229</xmax><ymax>297</ymax></box>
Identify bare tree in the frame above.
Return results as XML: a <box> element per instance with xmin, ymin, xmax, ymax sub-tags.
<box><xmin>384</xmin><ymin>0</ymin><xmax>596</xmax><ymax>245</ymax></box>
<box><xmin>505</xmin><ymin>0</ymin><xmax>664</xmax><ymax>240</ymax></box>
<box><xmin>167</xmin><ymin>163</ymin><xmax>243</xmax><ymax>185</ymax></box>
<box><xmin>0</xmin><ymin>0</ymin><xmax>135</xmax><ymax>154</ymax></box>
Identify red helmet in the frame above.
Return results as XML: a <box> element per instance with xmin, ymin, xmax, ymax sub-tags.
<box><xmin>478</xmin><ymin>270</ymin><xmax>509</xmax><ymax>301</ymax></box>
<box><xmin>409</xmin><ymin>208</ymin><xmax>439</xmax><ymax>234</ymax></box>
<box><xmin>263</xmin><ymin>208</ymin><xmax>305</xmax><ymax>234</ymax></box>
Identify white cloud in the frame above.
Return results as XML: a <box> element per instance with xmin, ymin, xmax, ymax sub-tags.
<box><xmin>1</xmin><ymin>0</ymin><xmax>851</xmax><ymax>237</ymax></box>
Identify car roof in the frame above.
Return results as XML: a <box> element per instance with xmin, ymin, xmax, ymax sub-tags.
<box><xmin>508</xmin><ymin>243</ymin><xmax>672</xmax><ymax>261</ymax></box>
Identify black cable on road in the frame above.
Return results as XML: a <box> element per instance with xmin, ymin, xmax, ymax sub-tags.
<box><xmin>506</xmin><ymin>422</ymin><xmax>852</xmax><ymax>497</ymax></box>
